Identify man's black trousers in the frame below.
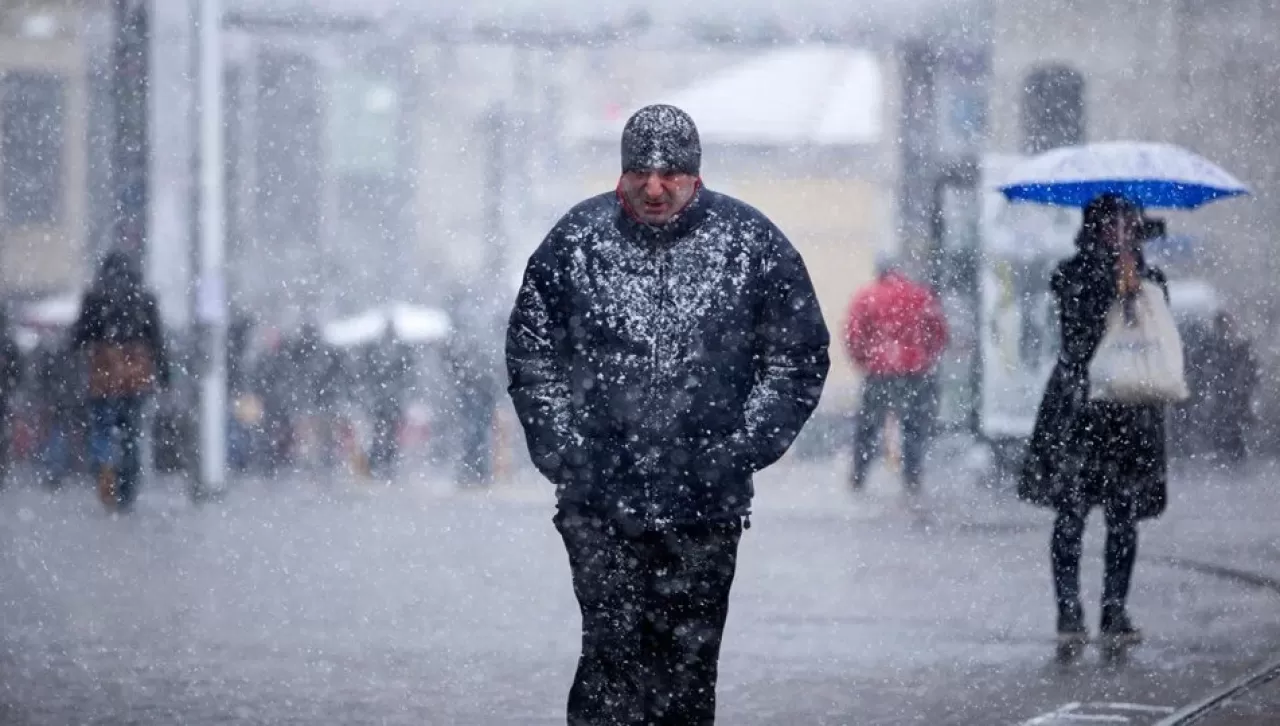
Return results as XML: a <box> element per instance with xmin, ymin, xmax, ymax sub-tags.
<box><xmin>555</xmin><ymin>507</ymin><xmax>742</xmax><ymax>726</ymax></box>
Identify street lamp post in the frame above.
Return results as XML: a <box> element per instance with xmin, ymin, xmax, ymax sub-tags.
<box><xmin>196</xmin><ymin>0</ymin><xmax>227</xmax><ymax>499</ymax></box>
<box><xmin>110</xmin><ymin>0</ymin><xmax>149</xmax><ymax>260</ymax></box>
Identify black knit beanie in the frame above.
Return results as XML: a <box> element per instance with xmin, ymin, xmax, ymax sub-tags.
<box><xmin>620</xmin><ymin>104</ymin><xmax>701</xmax><ymax>176</ymax></box>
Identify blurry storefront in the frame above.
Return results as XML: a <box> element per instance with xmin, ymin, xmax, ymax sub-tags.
<box><xmin>220</xmin><ymin>14</ymin><xmax>420</xmax><ymax>326</ymax></box>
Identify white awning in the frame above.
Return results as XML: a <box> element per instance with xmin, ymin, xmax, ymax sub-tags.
<box><xmin>566</xmin><ymin>46</ymin><xmax>883</xmax><ymax>148</ymax></box>
<box><xmin>322</xmin><ymin>303</ymin><xmax>452</xmax><ymax>347</ymax></box>
<box><xmin>18</xmin><ymin>291</ymin><xmax>81</xmax><ymax>328</ymax></box>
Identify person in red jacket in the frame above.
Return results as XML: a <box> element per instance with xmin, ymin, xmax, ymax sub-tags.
<box><xmin>845</xmin><ymin>254</ymin><xmax>949</xmax><ymax>493</ymax></box>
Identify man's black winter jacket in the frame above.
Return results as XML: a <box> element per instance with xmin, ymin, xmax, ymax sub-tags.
<box><xmin>506</xmin><ymin>187</ymin><xmax>830</xmax><ymax>529</ymax></box>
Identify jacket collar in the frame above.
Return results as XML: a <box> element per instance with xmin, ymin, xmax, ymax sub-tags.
<box><xmin>614</xmin><ymin>184</ymin><xmax>712</xmax><ymax>251</ymax></box>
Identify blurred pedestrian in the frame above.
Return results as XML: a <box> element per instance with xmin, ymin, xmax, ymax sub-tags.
<box><xmin>72</xmin><ymin>252</ymin><xmax>170</xmax><ymax>511</ymax></box>
<box><xmin>0</xmin><ymin>311</ymin><xmax>21</xmax><ymax>488</ymax></box>
<box><xmin>227</xmin><ymin>311</ymin><xmax>255</xmax><ymax>395</ymax></box>
<box><xmin>507</xmin><ymin>104</ymin><xmax>829</xmax><ymax>724</ymax></box>
<box><xmin>365</xmin><ymin>329</ymin><xmax>415</xmax><ymax>480</ymax></box>
<box><xmin>252</xmin><ymin>332</ymin><xmax>294</xmax><ymax>474</ymax></box>
<box><xmin>1171</xmin><ymin>315</ymin><xmax>1214</xmax><ymax>456</ymax></box>
<box><xmin>1206</xmin><ymin>311</ymin><xmax>1257</xmax><ymax>463</ymax></box>
<box><xmin>32</xmin><ymin>335</ymin><xmax>81</xmax><ymax>488</ymax></box>
<box><xmin>284</xmin><ymin>322</ymin><xmax>344</xmax><ymax>473</ymax></box>
<box><xmin>445</xmin><ymin>328</ymin><xmax>499</xmax><ymax>489</ymax></box>
<box><xmin>1020</xmin><ymin>194</ymin><xmax>1169</xmax><ymax>647</ymax></box>
<box><xmin>843</xmin><ymin>253</ymin><xmax>948</xmax><ymax>496</ymax></box>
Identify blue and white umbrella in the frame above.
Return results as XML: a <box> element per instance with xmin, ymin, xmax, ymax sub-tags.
<box><xmin>998</xmin><ymin>141</ymin><xmax>1249</xmax><ymax>209</ymax></box>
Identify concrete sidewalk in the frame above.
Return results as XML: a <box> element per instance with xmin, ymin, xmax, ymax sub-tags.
<box><xmin>1157</xmin><ymin>657</ymin><xmax>1280</xmax><ymax>725</ymax></box>
<box><xmin>2</xmin><ymin>451</ymin><xmax>1278</xmax><ymax>725</ymax></box>
<box><xmin>484</xmin><ymin>450</ymin><xmax>1270</xmax><ymax>566</ymax></box>
<box><xmin>1193</xmin><ymin>677</ymin><xmax>1280</xmax><ymax>725</ymax></box>
<box><xmin>741</xmin><ymin>451</ymin><xmax>1280</xmax><ymax>581</ymax></box>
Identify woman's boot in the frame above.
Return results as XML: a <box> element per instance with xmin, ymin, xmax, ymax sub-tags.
<box><xmin>1100</xmin><ymin>603</ymin><xmax>1142</xmax><ymax>644</ymax></box>
<box><xmin>1057</xmin><ymin>600</ymin><xmax>1088</xmax><ymax>644</ymax></box>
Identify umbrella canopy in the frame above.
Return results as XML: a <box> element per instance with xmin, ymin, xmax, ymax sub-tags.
<box><xmin>998</xmin><ymin>141</ymin><xmax>1249</xmax><ymax>209</ymax></box>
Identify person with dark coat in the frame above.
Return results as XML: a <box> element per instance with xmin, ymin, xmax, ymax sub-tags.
<box><xmin>1203</xmin><ymin>311</ymin><xmax>1256</xmax><ymax>462</ymax></box>
<box><xmin>227</xmin><ymin>311</ymin><xmax>255</xmax><ymax>394</ymax></box>
<box><xmin>507</xmin><ymin>104</ymin><xmax>830</xmax><ymax>725</ymax></box>
<box><xmin>365</xmin><ymin>329</ymin><xmax>415</xmax><ymax>479</ymax></box>
<box><xmin>445</xmin><ymin>328</ymin><xmax>499</xmax><ymax>489</ymax></box>
<box><xmin>251</xmin><ymin>335</ymin><xmax>295</xmax><ymax>474</ymax></box>
<box><xmin>33</xmin><ymin>336</ymin><xmax>83</xmax><ymax>487</ymax></box>
<box><xmin>0</xmin><ymin>312</ymin><xmax>21</xmax><ymax>487</ymax></box>
<box><xmin>1019</xmin><ymin>194</ymin><xmax>1168</xmax><ymax>646</ymax></box>
<box><xmin>1171</xmin><ymin>317</ymin><xmax>1214</xmax><ymax>456</ymax></box>
<box><xmin>71</xmin><ymin>251</ymin><xmax>170</xmax><ymax>511</ymax></box>
<box><xmin>284</xmin><ymin>322</ymin><xmax>344</xmax><ymax>472</ymax></box>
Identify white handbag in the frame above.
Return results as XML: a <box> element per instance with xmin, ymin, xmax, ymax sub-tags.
<box><xmin>1088</xmin><ymin>280</ymin><xmax>1190</xmax><ymax>404</ymax></box>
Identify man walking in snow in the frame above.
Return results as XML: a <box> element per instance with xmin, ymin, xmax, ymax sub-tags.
<box><xmin>506</xmin><ymin>104</ymin><xmax>829</xmax><ymax>725</ymax></box>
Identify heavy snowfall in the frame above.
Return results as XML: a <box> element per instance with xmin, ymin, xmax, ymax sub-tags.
<box><xmin>1</xmin><ymin>1</ymin><xmax>1279</xmax><ymax>724</ymax></box>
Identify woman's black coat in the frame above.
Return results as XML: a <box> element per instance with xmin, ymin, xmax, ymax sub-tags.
<box><xmin>1018</xmin><ymin>245</ymin><xmax>1170</xmax><ymax>520</ymax></box>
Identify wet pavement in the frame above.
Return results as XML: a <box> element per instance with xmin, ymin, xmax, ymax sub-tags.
<box><xmin>1</xmin><ymin>451</ymin><xmax>1278</xmax><ymax>725</ymax></box>
<box><xmin>1191</xmin><ymin>673</ymin><xmax>1280</xmax><ymax>725</ymax></box>
<box><xmin>1153</xmin><ymin>656</ymin><xmax>1280</xmax><ymax>726</ymax></box>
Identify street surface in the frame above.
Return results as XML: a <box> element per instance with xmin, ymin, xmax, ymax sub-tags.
<box><xmin>2</xmin><ymin>448</ymin><xmax>1278</xmax><ymax>724</ymax></box>
<box><xmin>1189</xmin><ymin>671</ymin><xmax>1280</xmax><ymax>725</ymax></box>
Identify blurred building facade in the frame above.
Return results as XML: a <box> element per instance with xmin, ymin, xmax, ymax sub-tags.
<box><xmin>0</xmin><ymin>0</ymin><xmax>92</xmax><ymax>297</ymax></box>
<box><xmin>220</xmin><ymin>19</ymin><xmax>420</xmax><ymax>325</ymax></box>
<box><xmin>15</xmin><ymin>1</ymin><xmax>1279</xmax><ymax>435</ymax></box>
<box><xmin>0</xmin><ymin>2</ymin><xmax>424</xmax><ymax>328</ymax></box>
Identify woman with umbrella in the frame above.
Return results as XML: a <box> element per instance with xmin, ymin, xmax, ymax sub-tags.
<box><xmin>1019</xmin><ymin>194</ymin><xmax>1164</xmax><ymax>646</ymax></box>
<box><xmin>1004</xmin><ymin>141</ymin><xmax>1248</xmax><ymax>647</ymax></box>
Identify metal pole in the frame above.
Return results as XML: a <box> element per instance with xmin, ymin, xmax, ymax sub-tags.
<box><xmin>197</xmin><ymin>0</ymin><xmax>227</xmax><ymax>497</ymax></box>
<box><xmin>111</xmin><ymin>0</ymin><xmax>149</xmax><ymax>262</ymax></box>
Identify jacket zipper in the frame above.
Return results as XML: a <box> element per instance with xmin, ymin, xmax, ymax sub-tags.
<box><xmin>647</xmin><ymin>251</ymin><xmax>671</xmax><ymax>518</ymax></box>
<box><xmin>654</xmin><ymin>253</ymin><xmax>669</xmax><ymax>370</ymax></box>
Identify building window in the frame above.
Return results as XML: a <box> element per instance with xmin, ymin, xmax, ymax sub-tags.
<box><xmin>328</xmin><ymin>69</ymin><xmax>399</xmax><ymax>176</ymax></box>
<box><xmin>1021</xmin><ymin>65</ymin><xmax>1085</xmax><ymax>154</ymax></box>
<box><xmin>938</xmin><ymin>73</ymin><xmax>989</xmax><ymax>155</ymax></box>
<box><xmin>2</xmin><ymin>72</ymin><xmax>65</xmax><ymax>225</ymax></box>
<box><xmin>255</xmin><ymin>50</ymin><xmax>321</xmax><ymax>245</ymax></box>
<box><xmin>936</xmin><ymin>50</ymin><xmax>989</xmax><ymax>156</ymax></box>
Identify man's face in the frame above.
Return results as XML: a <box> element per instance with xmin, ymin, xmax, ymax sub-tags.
<box><xmin>618</xmin><ymin>170</ymin><xmax>698</xmax><ymax>225</ymax></box>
